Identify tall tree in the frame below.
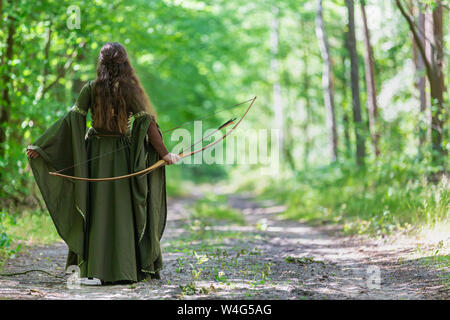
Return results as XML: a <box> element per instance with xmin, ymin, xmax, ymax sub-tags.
<box><xmin>345</xmin><ymin>0</ymin><xmax>365</xmax><ymax>166</ymax></box>
<box><xmin>396</xmin><ymin>0</ymin><xmax>446</xmax><ymax>166</ymax></box>
<box><xmin>360</xmin><ymin>0</ymin><xmax>380</xmax><ymax>156</ymax></box>
<box><xmin>302</xmin><ymin>30</ymin><xmax>312</xmax><ymax>169</ymax></box>
<box><xmin>0</xmin><ymin>15</ymin><xmax>16</xmax><ymax>166</ymax></box>
<box><xmin>424</xmin><ymin>7</ymin><xmax>433</xmax><ymax>147</ymax></box>
<box><xmin>340</xmin><ymin>37</ymin><xmax>352</xmax><ymax>159</ymax></box>
<box><xmin>271</xmin><ymin>6</ymin><xmax>284</xmax><ymax>157</ymax></box>
<box><xmin>315</xmin><ymin>0</ymin><xmax>338</xmax><ymax>162</ymax></box>
<box><xmin>410</xmin><ymin>1</ymin><xmax>428</xmax><ymax>152</ymax></box>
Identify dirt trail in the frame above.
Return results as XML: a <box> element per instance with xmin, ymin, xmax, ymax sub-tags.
<box><xmin>0</xmin><ymin>193</ymin><xmax>448</xmax><ymax>300</ymax></box>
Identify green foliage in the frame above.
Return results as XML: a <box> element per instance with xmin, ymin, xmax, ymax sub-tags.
<box><xmin>260</xmin><ymin>157</ymin><xmax>449</xmax><ymax>235</ymax></box>
<box><xmin>0</xmin><ymin>211</ymin><xmax>22</xmax><ymax>267</ymax></box>
<box><xmin>0</xmin><ymin>209</ymin><xmax>59</xmax><ymax>267</ymax></box>
<box><xmin>0</xmin><ymin>0</ymin><xmax>448</xmax><ymax>244</ymax></box>
<box><xmin>0</xmin><ymin>0</ymin><xmax>259</xmax><ymax>203</ymax></box>
<box><xmin>179</xmin><ymin>281</ymin><xmax>218</xmax><ymax>296</ymax></box>
<box><xmin>2</xmin><ymin>210</ymin><xmax>60</xmax><ymax>244</ymax></box>
<box><xmin>179</xmin><ymin>282</ymin><xmax>198</xmax><ymax>296</ymax></box>
<box><xmin>284</xmin><ymin>256</ymin><xmax>326</xmax><ymax>265</ymax></box>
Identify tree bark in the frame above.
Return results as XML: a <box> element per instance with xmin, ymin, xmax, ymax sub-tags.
<box><xmin>340</xmin><ymin>37</ymin><xmax>352</xmax><ymax>159</ymax></box>
<box><xmin>345</xmin><ymin>0</ymin><xmax>365</xmax><ymax>166</ymax></box>
<box><xmin>415</xmin><ymin>5</ymin><xmax>428</xmax><ymax>151</ymax></box>
<box><xmin>396</xmin><ymin>0</ymin><xmax>446</xmax><ymax>166</ymax></box>
<box><xmin>315</xmin><ymin>0</ymin><xmax>338</xmax><ymax>162</ymax></box>
<box><xmin>360</xmin><ymin>0</ymin><xmax>380</xmax><ymax>157</ymax></box>
<box><xmin>424</xmin><ymin>7</ymin><xmax>433</xmax><ymax>147</ymax></box>
<box><xmin>429</xmin><ymin>2</ymin><xmax>445</xmax><ymax>165</ymax></box>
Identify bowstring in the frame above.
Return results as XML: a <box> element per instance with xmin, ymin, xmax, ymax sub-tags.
<box><xmin>161</xmin><ymin>98</ymin><xmax>253</xmax><ymax>134</ymax></box>
<box><xmin>53</xmin><ymin>98</ymin><xmax>250</xmax><ymax>174</ymax></box>
<box><xmin>51</xmin><ymin>144</ymin><xmax>131</xmax><ymax>174</ymax></box>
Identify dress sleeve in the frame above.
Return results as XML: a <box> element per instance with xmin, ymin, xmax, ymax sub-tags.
<box><xmin>28</xmin><ymin>91</ymin><xmax>90</xmax><ymax>262</ymax></box>
<box><xmin>133</xmin><ymin>111</ymin><xmax>169</xmax><ymax>158</ymax></box>
<box><xmin>70</xmin><ymin>81</ymin><xmax>92</xmax><ymax>116</ymax></box>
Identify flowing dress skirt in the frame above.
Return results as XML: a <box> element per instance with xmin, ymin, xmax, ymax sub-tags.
<box><xmin>80</xmin><ymin>130</ymin><xmax>146</xmax><ymax>282</ymax></box>
<box><xmin>29</xmin><ymin>107</ymin><xmax>166</xmax><ymax>284</ymax></box>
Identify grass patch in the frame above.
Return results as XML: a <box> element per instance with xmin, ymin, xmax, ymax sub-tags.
<box><xmin>419</xmin><ymin>254</ymin><xmax>450</xmax><ymax>270</ymax></box>
<box><xmin>0</xmin><ymin>209</ymin><xmax>60</xmax><ymax>267</ymax></box>
<box><xmin>167</xmin><ymin>202</ymin><xmax>271</xmax><ymax>294</ymax></box>
<box><xmin>166</xmin><ymin>192</ymin><xmax>253</xmax><ymax>253</ymax></box>
<box><xmin>414</xmin><ymin>240</ymin><xmax>450</xmax><ymax>290</ymax></box>
<box><xmin>284</xmin><ymin>256</ymin><xmax>326</xmax><ymax>265</ymax></box>
<box><xmin>190</xmin><ymin>193</ymin><xmax>245</xmax><ymax>225</ymax></box>
<box><xmin>415</xmin><ymin>254</ymin><xmax>450</xmax><ymax>291</ymax></box>
<box><xmin>2</xmin><ymin>210</ymin><xmax>60</xmax><ymax>245</ymax></box>
<box><xmin>165</xmin><ymin>230</ymin><xmax>247</xmax><ymax>253</ymax></box>
<box><xmin>258</xmin><ymin>158</ymin><xmax>449</xmax><ymax>236</ymax></box>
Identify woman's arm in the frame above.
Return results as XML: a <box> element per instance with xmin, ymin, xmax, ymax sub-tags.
<box><xmin>147</xmin><ymin>121</ymin><xmax>169</xmax><ymax>157</ymax></box>
<box><xmin>147</xmin><ymin>121</ymin><xmax>180</xmax><ymax>164</ymax></box>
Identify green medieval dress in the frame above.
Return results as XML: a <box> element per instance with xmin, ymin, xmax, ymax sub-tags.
<box><xmin>28</xmin><ymin>80</ymin><xmax>167</xmax><ymax>283</ymax></box>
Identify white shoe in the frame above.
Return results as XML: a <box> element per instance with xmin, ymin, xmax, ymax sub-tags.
<box><xmin>79</xmin><ymin>277</ymin><xmax>102</xmax><ymax>286</ymax></box>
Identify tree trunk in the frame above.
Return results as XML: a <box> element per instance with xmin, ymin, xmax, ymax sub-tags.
<box><xmin>360</xmin><ymin>0</ymin><xmax>380</xmax><ymax>157</ymax></box>
<box><xmin>429</xmin><ymin>2</ymin><xmax>445</xmax><ymax>165</ymax></box>
<box><xmin>396</xmin><ymin>0</ymin><xmax>446</xmax><ymax>167</ymax></box>
<box><xmin>424</xmin><ymin>9</ymin><xmax>433</xmax><ymax>145</ymax></box>
<box><xmin>270</xmin><ymin>6</ymin><xmax>284</xmax><ymax>158</ymax></box>
<box><xmin>415</xmin><ymin>6</ymin><xmax>428</xmax><ymax>151</ymax></box>
<box><xmin>302</xmin><ymin>40</ymin><xmax>312</xmax><ymax>169</ymax></box>
<box><xmin>340</xmin><ymin>39</ymin><xmax>352</xmax><ymax>159</ymax></box>
<box><xmin>345</xmin><ymin>0</ymin><xmax>365</xmax><ymax>166</ymax></box>
<box><xmin>315</xmin><ymin>0</ymin><xmax>338</xmax><ymax>162</ymax></box>
<box><xmin>0</xmin><ymin>17</ymin><xmax>16</xmax><ymax>163</ymax></box>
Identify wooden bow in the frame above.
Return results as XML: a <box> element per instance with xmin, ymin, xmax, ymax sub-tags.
<box><xmin>49</xmin><ymin>96</ymin><xmax>256</xmax><ymax>182</ymax></box>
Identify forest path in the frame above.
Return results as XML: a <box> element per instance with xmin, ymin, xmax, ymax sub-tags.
<box><xmin>0</xmin><ymin>191</ymin><xmax>447</xmax><ymax>300</ymax></box>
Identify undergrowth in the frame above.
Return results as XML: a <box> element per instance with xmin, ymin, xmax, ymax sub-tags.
<box><xmin>250</xmin><ymin>158</ymin><xmax>449</xmax><ymax>236</ymax></box>
<box><xmin>0</xmin><ymin>209</ymin><xmax>59</xmax><ymax>267</ymax></box>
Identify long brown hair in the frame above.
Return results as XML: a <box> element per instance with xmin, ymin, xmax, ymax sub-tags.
<box><xmin>92</xmin><ymin>42</ymin><xmax>155</xmax><ymax>134</ymax></box>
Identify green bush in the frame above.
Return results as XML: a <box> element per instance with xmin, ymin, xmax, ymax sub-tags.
<box><xmin>0</xmin><ymin>211</ymin><xmax>22</xmax><ymax>267</ymax></box>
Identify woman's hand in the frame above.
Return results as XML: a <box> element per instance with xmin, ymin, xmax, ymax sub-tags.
<box><xmin>26</xmin><ymin>147</ymin><xmax>40</xmax><ymax>159</ymax></box>
<box><xmin>163</xmin><ymin>153</ymin><xmax>181</xmax><ymax>165</ymax></box>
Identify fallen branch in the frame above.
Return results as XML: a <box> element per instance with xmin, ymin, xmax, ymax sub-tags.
<box><xmin>0</xmin><ymin>269</ymin><xmax>65</xmax><ymax>278</ymax></box>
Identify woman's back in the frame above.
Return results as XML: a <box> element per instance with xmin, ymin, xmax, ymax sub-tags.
<box><xmin>27</xmin><ymin>42</ymin><xmax>179</xmax><ymax>284</ymax></box>
<box><xmin>90</xmin><ymin>42</ymin><xmax>155</xmax><ymax>134</ymax></box>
